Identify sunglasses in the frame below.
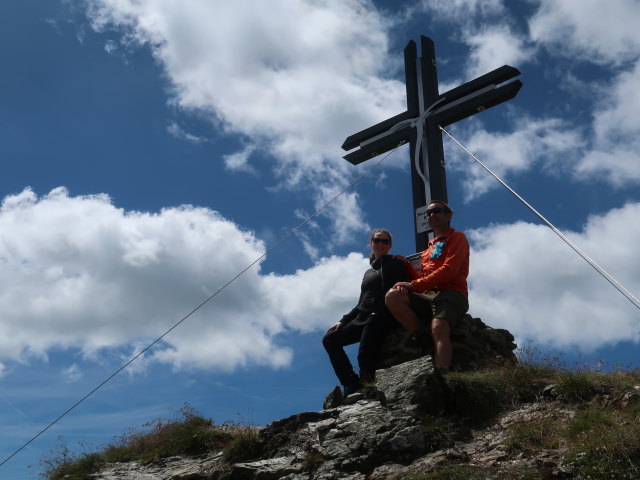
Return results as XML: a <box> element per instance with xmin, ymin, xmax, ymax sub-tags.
<box><xmin>371</xmin><ymin>238</ymin><xmax>391</xmax><ymax>245</ymax></box>
<box><xmin>426</xmin><ymin>207</ymin><xmax>448</xmax><ymax>216</ymax></box>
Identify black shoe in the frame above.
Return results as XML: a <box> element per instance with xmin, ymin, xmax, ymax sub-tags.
<box><xmin>343</xmin><ymin>382</ymin><xmax>362</xmax><ymax>397</ymax></box>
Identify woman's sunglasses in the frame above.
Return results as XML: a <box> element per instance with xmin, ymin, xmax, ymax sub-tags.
<box><xmin>371</xmin><ymin>238</ymin><xmax>391</xmax><ymax>245</ymax></box>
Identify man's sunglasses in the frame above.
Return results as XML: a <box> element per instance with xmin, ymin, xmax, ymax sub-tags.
<box><xmin>371</xmin><ymin>238</ymin><xmax>391</xmax><ymax>245</ymax></box>
<box><xmin>426</xmin><ymin>207</ymin><xmax>448</xmax><ymax>216</ymax></box>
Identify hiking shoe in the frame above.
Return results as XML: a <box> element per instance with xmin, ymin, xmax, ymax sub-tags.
<box><xmin>342</xmin><ymin>382</ymin><xmax>362</xmax><ymax>397</ymax></box>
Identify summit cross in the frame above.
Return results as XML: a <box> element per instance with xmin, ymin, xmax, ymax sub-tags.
<box><xmin>342</xmin><ymin>36</ymin><xmax>522</xmax><ymax>251</ymax></box>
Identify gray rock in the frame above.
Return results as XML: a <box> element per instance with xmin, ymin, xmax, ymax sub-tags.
<box><xmin>377</xmin><ymin>314</ymin><xmax>517</xmax><ymax>372</ymax></box>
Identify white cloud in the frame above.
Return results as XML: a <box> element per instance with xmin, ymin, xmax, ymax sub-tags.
<box><xmin>417</xmin><ymin>0</ymin><xmax>505</xmax><ymax>22</ymax></box>
<box><xmin>62</xmin><ymin>363</ymin><xmax>83</xmax><ymax>383</ymax></box>
<box><xmin>465</xmin><ymin>26</ymin><xmax>534</xmax><ymax>78</ymax></box>
<box><xmin>85</xmin><ymin>0</ymin><xmax>403</xmax><ymax>179</ymax></box>
<box><xmin>526</xmin><ymin>0</ymin><xmax>640</xmax><ymax>187</ymax></box>
<box><xmin>529</xmin><ymin>0</ymin><xmax>640</xmax><ymax>65</ymax></box>
<box><xmin>223</xmin><ymin>144</ymin><xmax>257</xmax><ymax>174</ymax></box>
<box><xmin>575</xmin><ymin>62</ymin><xmax>640</xmax><ymax>185</ymax></box>
<box><xmin>469</xmin><ymin>202</ymin><xmax>640</xmax><ymax>350</ymax></box>
<box><xmin>0</xmin><ymin>188</ymin><xmax>364</xmax><ymax>372</ymax></box>
<box><xmin>167</xmin><ymin>122</ymin><xmax>207</xmax><ymax>144</ymax></box>
<box><xmin>83</xmin><ymin>0</ymin><xmax>405</xmax><ymax>245</ymax></box>
<box><xmin>447</xmin><ymin>117</ymin><xmax>583</xmax><ymax>201</ymax></box>
<box><xmin>314</xmin><ymin>187</ymin><xmax>370</xmax><ymax>246</ymax></box>
<box><xmin>1</xmin><ymin>187</ymin><xmax>637</xmax><ymax>371</ymax></box>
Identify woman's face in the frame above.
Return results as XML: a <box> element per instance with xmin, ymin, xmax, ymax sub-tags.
<box><xmin>370</xmin><ymin>231</ymin><xmax>392</xmax><ymax>257</ymax></box>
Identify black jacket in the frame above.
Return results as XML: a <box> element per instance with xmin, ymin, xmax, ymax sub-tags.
<box><xmin>340</xmin><ymin>255</ymin><xmax>410</xmax><ymax>326</ymax></box>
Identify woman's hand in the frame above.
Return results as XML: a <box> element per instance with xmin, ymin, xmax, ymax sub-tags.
<box><xmin>326</xmin><ymin>322</ymin><xmax>343</xmax><ymax>333</ymax></box>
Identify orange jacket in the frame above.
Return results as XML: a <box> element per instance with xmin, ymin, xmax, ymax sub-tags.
<box><xmin>409</xmin><ymin>228</ymin><xmax>469</xmax><ymax>297</ymax></box>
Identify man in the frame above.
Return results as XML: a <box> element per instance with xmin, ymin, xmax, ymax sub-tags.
<box><xmin>385</xmin><ymin>200</ymin><xmax>469</xmax><ymax>374</ymax></box>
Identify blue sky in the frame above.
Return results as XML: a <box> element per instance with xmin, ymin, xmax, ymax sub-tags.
<box><xmin>2</xmin><ymin>0</ymin><xmax>640</xmax><ymax>477</ymax></box>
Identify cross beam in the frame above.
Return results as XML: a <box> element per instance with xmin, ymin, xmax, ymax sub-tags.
<box><xmin>342</xmin><ymin>36</ymin><xmax>522</xmax><ymax>251</ymax></box>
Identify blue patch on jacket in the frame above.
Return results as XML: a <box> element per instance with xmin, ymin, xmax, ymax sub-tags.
<box><xmin>431</xmin><ymin>241</ymin><xmax>445</xmax><ymax>259</ymax></box>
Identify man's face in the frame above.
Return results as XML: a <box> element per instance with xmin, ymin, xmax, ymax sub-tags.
<box><xmin>426</xmin><ymin>203</ymin><xmax>452</xmax><ymax>230</ymax></box>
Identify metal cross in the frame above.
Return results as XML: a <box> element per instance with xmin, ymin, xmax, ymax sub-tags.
<box><xmin>342</xmin><ymin>36</ymin><xmax>522</xmax><ymax>251</ymax></box>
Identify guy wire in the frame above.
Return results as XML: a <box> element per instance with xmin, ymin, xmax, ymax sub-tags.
<box><xmin>440</xmin><ymin>125</ymin><xmax>640</xmax><ymax>311</ymax></box>
<box><xmin>0</xmin><ymin>143</ymin><xmax>401</xmax><ymax>469</ymax></box>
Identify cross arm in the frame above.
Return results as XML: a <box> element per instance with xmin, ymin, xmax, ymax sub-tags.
<box><xmin>343</xmin><ymin>123</ymin><xmax>413</xmax><ymax>165</ymax></box>
<box><xmin>428</xmin><ymin>65</ymin><xmax>522</xmax><ymax>126</ymax></box>
<box><xmin>341</xmin><ymin>110</ymin><xmax>413</xmax><ymax>152</ymax></box>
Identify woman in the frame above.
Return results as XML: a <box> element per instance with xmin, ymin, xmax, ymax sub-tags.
<box><xmin>322</xmin><ymin>229</ymin><xmax>412</xmax><ymax>396</ymax></box>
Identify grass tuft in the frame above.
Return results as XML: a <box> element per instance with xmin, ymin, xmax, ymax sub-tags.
<box><xmin>221</xmin><ymin>429</ymin><xmax>262</xmax><ymax>464</ymax></box>
<box><xmin>40</xmin><ymin>404</ymin><xmax>245</xmax><ymax>479</ymax></box>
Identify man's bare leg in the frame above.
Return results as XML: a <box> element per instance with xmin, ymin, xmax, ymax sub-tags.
<box><xmin>431</xmin><ymin>318</ymin><xmax>452</xmax><ymax>369</ymax></box>
<box><xmin>385</xmin><ymin>288</ymin><xmax>421</xmax><ymax>331</ymax></box>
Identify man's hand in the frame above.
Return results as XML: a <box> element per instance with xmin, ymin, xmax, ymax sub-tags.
<box><xmin>326</xmin><ymin>322</ymin><xmax>343</xmax><ymax>333</ymax></box>
<box><xmin>391</xmin><ymin>282</ymin><xmax>413</xmax><ymax>296</ymax></box>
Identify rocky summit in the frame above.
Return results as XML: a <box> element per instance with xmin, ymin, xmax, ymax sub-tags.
<box><xmin>88</xmin><ymin>317</ymin><xmax>640</xmax><ymax>479</ymax></box>
<box><xmin>91</xmin><ymin>316</ymin><xmax>530</xmax><ymax>480</ymax></box>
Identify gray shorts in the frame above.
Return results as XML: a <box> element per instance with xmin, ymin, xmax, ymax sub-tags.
<box><xmin>408</xmin><ymin>289</ymin><xmax>469</xmax><ymax>330</ymax></box>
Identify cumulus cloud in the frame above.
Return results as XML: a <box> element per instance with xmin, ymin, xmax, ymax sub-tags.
<box><xmin>446</xmin><ymin>117</ymin><xmax>583</xmax><ymax>201</ymax></box>
<box><xmin>417</xmin><ymin>0</ymin><xmax>505</xmax><ymax>23</ymax></box>
<box><xmin>62</xmin><ymin>363</ymin><xmax>83</xmax><ymax>383</ymax></box>
<box><xmin>465</xmin><ymin>26</ymin><xmax>534</xmax><ymax>79</ymax></box>
<box><xmin>1</xmin><ymin>187</ymin><xmax>638</xmax><ymax>371</ymax></box>
<box><xmin>0</xmin><ymin>188</ymin><xmax>365</xmax><ymax>371</ymax></box>
<box><xmin>83</xmin><ymin>0</ymin><xmax>406</xmax><ymax>244</ymax></box>
<box><xmin>167</xmin><ymin>122</ymin><xmax>207</xmax><ymax>144</ymax></box>
<box><xmin>575</xmin><ymin>62</ymin><xmax>640</xmax><ymax>185</ymax></box>
<box><xmin>469</xmin><ymin>202</ymin><xmax>640</xmax><ymax>350</ymax></box>
<box><xmin>85</xmin><ymin>0</ymin><xmax>402</xmax><ymax>177</ymax></box>
<box><xmin>223</xmin><ymin>144</ymin><xmax>257</xmax><ymax>174</ymax></box>
<box><xmin>529</xmin><ymin>0</ymin><xmax>640</xmax><ymax>65</ymax></box>
<box><xmin>527</xmin><ymin>0</ymin><xmax>640</xmax><ymax>187</ymax></box>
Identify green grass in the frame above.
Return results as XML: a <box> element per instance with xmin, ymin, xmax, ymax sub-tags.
<box><xmin>432</xmin><ymin>350</ymin><xmax>640</xmax><ymax>479</ymax></box>
<box><xmin>564</xmin><ymin>404</ymin><xmax>640</xmax><ymax>479</ymax></box>
<box><xmin>220</xmin><ymin>429</ymin><xmax>262</xmax><ymax>464</ymax></box>
<box><xmin>404</xmin><ymin>464</ymin><xmax>543</xmax><ymax>480</ymax></box>
<box><xmin>420</xmin><ymin>415</ymin><xmax>458</xmax><ymax>452</ymax></box>
<box><xmin>40</xmin><ymin>404</ymin><xmax>251</xmax><ymax>480</ymax></box>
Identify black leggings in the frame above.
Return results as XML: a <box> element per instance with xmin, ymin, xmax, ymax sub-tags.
<box><xmin>322</xmin><ymin>314</ymin><xmax>399</xmax><ymax>385</ymax></box>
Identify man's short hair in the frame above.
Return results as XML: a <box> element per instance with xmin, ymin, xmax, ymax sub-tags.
<box><xmin>428</xmin><ymin>200</ymin><xmax>454</xmax><ymax>214</ymax></box>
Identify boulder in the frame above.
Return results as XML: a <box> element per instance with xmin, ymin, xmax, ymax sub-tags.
<box><xmin>194</xmin><ymin>356</ymin><xmax>447</xmax><ymax>480</ymax></box>
<box><xmin>376</xmin><ymin>314</ymin><xmax>517</xmax><ymax>372</ymax></box>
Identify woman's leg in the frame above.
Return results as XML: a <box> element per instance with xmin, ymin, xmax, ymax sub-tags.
<box><xmin>357</xmin><ymin>315</ymin><xmax>398</xmax><ymax>383</ymax></box>
<box><xmin>322</xmin><ymin>322</ymin><xmax>364</xmax><ymax>386</ymax></box>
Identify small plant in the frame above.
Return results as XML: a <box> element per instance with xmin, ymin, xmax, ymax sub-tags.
<box><xmin>221</xmin><ymin>429</ymin><xmax>262</xmax><ymax>464</ymax></box>
<box><xmin>421</xmin><ymin>415</ymin><xmax>457</xmax><ymax>452</ymax></box>
<box><xmin>446</xmin><ymin>370</ymin><xmax>507</xmax><ymax>422</ymax></box>
<box><xmin>555</xmin><ymin>372</ymin><xmax>600</xmax><ymax>403</ymax></box>
<box><xmin>406</xmin><ymin>464</ymin><xmax>543</xmax><ymax>480</ymax></box>
<box><xmin>504</xmin><ymin>417</ymin><xmax>562</xmax><ymax>453</ymax></box>
<box><xmin>40</xmin><ymin>436</ymin><xmax>102</xmax><ymax>480</ymax></box>
<box><xmin>403</xmin><ymin>464</ymin><xmax>492</xmax><ymax>480</ymax></box>
<box><xmin>301</xmin><ymin>450</ymin><xmax>325</xmax><ymax>471</ymax></box>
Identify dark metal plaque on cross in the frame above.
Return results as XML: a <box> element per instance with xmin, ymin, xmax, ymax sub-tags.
<box><xmin>342</xmin><ymin>36</ymin><xmax>522</xmax><ymax>251</ymax></box>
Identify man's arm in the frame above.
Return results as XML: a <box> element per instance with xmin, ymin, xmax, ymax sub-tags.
<box><xmin>410</xmin><ymin>233</ymin><xmax>469</xmax><ymax>293</ymax></box>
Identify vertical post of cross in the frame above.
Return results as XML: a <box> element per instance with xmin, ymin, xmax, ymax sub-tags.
<box><xmin>411</xmin><ymin>36</ymin><xmax>447</xmax><ymax>250</ymax></box>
